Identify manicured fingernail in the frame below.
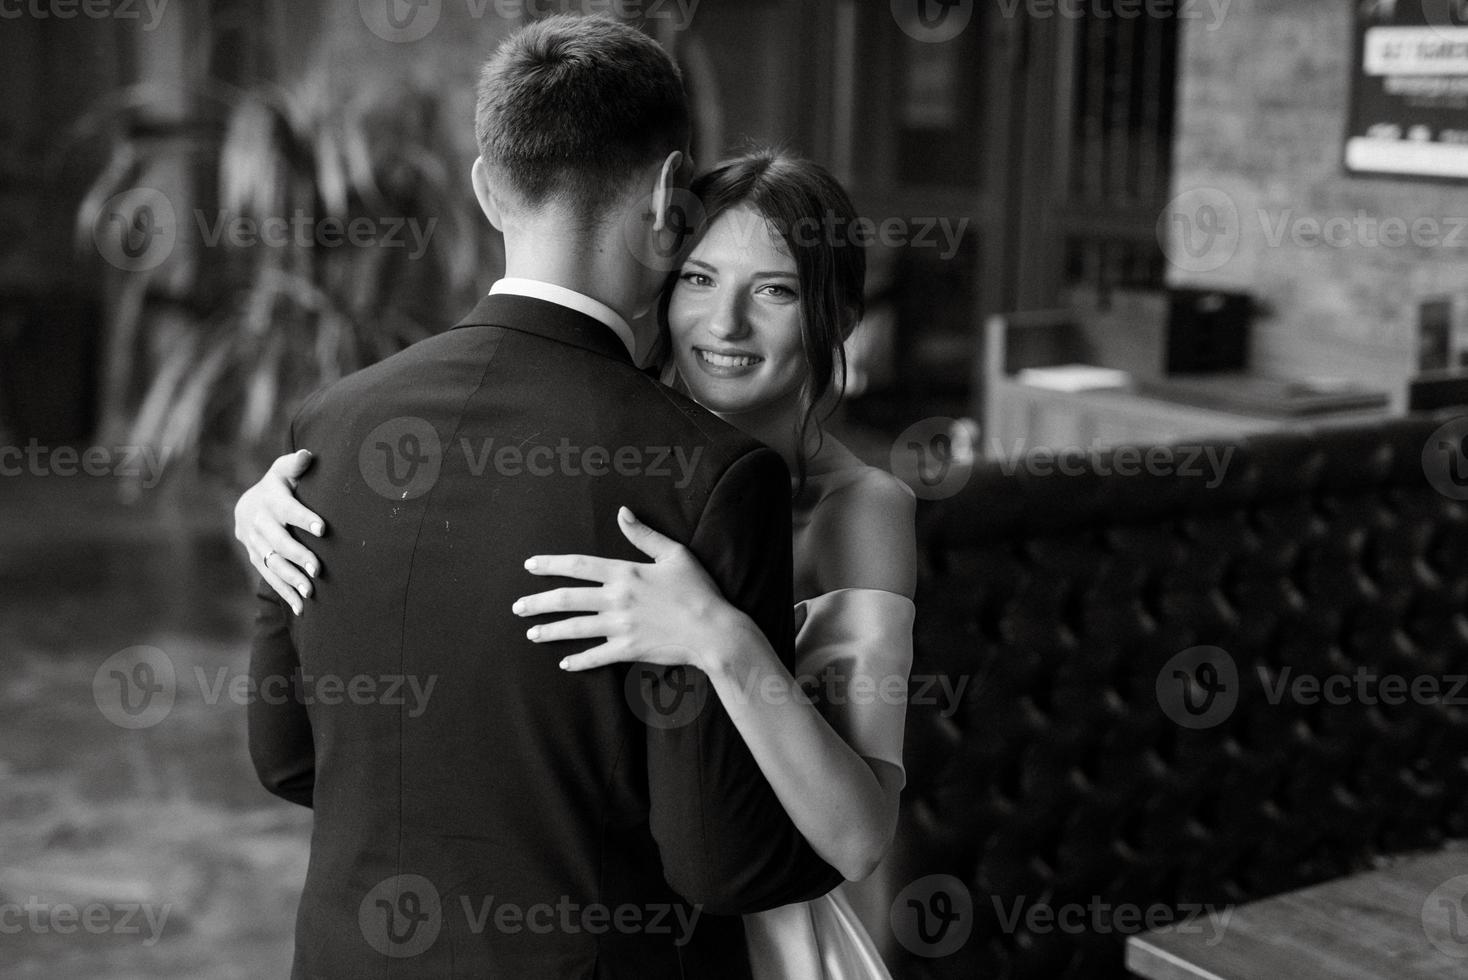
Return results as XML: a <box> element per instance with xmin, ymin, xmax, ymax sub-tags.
<box><xmin>512</xmin><ymin>599</ymin><xmax>525</xmax><ymax>615</ymax></box>
<box><xmin>559</xmin><ymin>659</ymin><xmax>570</xmax><ymax>670</ymax></box>
<box><xmin>527</xmin><ymin>626</ymin><xmax>541</xmax><ymax>640</ymax></box>
<box><xmin>618</xmin><ymin>506</ymin><xmax>634</xmax><ymax>523</ymax></box>
<box><xmin>524</xmin><ymin>557</ymin><xmax>538</xmax><ymax>571</ymax></box>
<box><xmin>311</xmin><ymin>523</ymin><xmax>324</xmax><ymax>537</ymax></box>
<box><xmin>300</xmin><ymin>583</ymin><xmax>312</xmax><ymax>598</ymax></box>
<box><xmin>305</xmin><ymin>564</ymin><xmax>317</xmax><ymax>578</ymax></box>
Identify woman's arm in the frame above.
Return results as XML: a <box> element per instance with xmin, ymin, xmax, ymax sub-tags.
<box><xmin>696</xmin><ymin>608</ymin><xmax>904</xmax><ymax>882</ymax></box>
<box><xmin>232</xmin><ymin>449</ymin><xmax>326</xmax><ymax>614</ymax></box>
<box><xmin>516</xmin><ymin>498</ymin><xmax>915</xmax><ymax>882</ymax></box>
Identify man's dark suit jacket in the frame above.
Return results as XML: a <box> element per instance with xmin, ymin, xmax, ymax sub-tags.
<box><xmin>248</xmin><ymin>293</ymin><xmax>843</xmax><ymax>979</ymax></box>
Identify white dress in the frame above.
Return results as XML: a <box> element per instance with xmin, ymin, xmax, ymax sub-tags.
<box><xmin>743</xmin><ymin>452</ymin><xmax>917</xmax><ymax>980</ymax></box>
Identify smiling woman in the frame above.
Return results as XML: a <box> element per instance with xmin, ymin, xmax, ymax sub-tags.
<box><xmin>671</xmin><ymin>211</ymin><xmax>808</xmax><ymax>398</ymax></box>
<box><xmin>664</xmin><ymin>151</ymin><xmax>867</xmax><ymax>492</ymax></box>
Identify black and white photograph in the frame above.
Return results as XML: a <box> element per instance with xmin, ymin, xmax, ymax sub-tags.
<box><xmin>2</xmin><ymin>1</ymin><xmax>1468</xmax><ymax>977</ymax></box>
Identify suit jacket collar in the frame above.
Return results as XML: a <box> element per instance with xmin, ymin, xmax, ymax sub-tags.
<box><xmin>453</xmin><ymin>293</ymin><xmax>635</xmax><ymax>367</ymax></box>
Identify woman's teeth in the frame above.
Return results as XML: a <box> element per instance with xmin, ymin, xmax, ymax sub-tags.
<box><xmin>698</xmin><ymin>349</ymin><xmax>762</xmax><ymax>368</ymax></box>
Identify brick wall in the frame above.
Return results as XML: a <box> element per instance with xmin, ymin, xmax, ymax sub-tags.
<box><xmin>1169</xmin><ymin>0</ymin><xmax>1468</xmax><ymax>401</ymax></box>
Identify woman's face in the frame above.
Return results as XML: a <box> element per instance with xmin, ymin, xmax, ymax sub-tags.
<box><xmin>667</xmin><ymin>204</ymin><xmax>808</xmax><ymax>417</ymax></box>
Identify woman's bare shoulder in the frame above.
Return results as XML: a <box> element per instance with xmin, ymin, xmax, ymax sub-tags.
<box><xmin>805</xmin><ymin>439</ymin><xmax>917</xmax><ymax>598</ymax></box>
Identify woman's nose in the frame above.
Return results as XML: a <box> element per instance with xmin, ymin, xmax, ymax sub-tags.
<box><xmin>708</xmin><ymin>293</ymin><xmax>750</xmax><ymax>340</ymax></box>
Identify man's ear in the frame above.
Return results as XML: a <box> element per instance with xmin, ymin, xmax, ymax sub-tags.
<box><xmin>650</xmin><ymin>150</ymin><xmax>685</xmax><ymax>234</ymax></box>
<box><xmin>471</xmin><ymin>157</ymin><xmax>504</xmax><ymax>231</ymax></box>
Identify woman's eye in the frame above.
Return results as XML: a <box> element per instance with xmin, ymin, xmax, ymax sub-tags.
<box><xmin>759</xmin><ymin>283</ymin><xmax>797</xmax><ymax>299</ymax></box>
<box><xmin>678</xmin><ymin>271</ymin><xmax>712</xmax><ymax>287</ymax></box>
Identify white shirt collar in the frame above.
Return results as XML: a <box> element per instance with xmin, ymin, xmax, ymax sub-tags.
<box><xmin>489</xmin><ymin>278</ymin><xmax>637</xmax><ymax>361</ymax></box>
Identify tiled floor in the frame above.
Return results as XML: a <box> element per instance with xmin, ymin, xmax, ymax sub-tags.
<box><xmin>0</xmin><ymin>474</ymin><xmax>308</xmax><ymax>978</ymax></box>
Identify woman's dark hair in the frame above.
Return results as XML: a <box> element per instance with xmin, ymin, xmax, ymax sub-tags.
<box><xmin>667</xmin><ymin>149</ymin><xmax>867</xmax><ymax>491</ymax></box>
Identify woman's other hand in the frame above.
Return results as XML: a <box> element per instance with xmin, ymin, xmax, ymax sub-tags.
<box><xmin>233</xmin><ymin>449</ymin><xmax>325</xmax><ymax>614</ymax></box>
<box><xmin>515</xmin><ymin>507</ymin><xmax>751</xmax><ymax>673</ymax></box>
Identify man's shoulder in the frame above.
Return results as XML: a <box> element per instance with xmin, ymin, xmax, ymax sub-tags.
<box><xmin>298</xmin><ymin>328</ymin><xmax>482</xmax><ymax>409</ymax></box>
<box><xmin>288</xmin><ymin>329</ymin><xmax>772</xmax><ymax>479</ymax></box>
<box><xmin>283</xmin><ymin>330</ymin><xmax>437</xmax><ymax>421</ymax></box>
<box><xmin>592</xmin><ymin>368</ymin><xmax>782</xmax><ymax>508</ymax></box>
<box><xmin>618</xmin><ymin>371</ymin><xmax>762</xmax><ymax>456</ymax></box>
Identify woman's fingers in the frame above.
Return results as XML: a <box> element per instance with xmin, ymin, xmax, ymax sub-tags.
<box><xmin>525</xmin><ymin>613</ymin><xmax>607</xmax><ymax>644</ymax></box>
<box><xmin>249</xmin><ymin>527</ymin><xmax>315</xmax><ymax>601</ymax></box>
<box><xmin>251</xmin><ymin>551</ymin><xmax>304</xmax><ymax>615</ymax></box>
<box><xmin>252</xmin><ymin>517</ymin><xmax>320</xmax><ymax>581</ymax></box>
<box><xmin>270</xmin><ymin>448</ymin><xmax>315</xmax><ymax>489</ymax></box>
<box><xmin>274</xmin><ymin>494</ymin><xmax>325</xmax><ymax>538</ymax></box>
<box><xmin>523</xmin><ymin>554</ymin><xmax>619</xmax><ymax>583</ymax></box>
<box><xmin>513</xmin><ymin>587</ymin><xmax>609</xmax><ymax>617</ymax></box>
<box><xmin>616</xmin><ymin>507</ymin><xmax>681</xmax><ymax>561</ymax></box>
<box><xmin>264</xmin><ymin>457</ymin><xmax>325</xmax><ymax>536</ymax></box>
<box><xmin>558</xmin><ymin>643</ymin><xmax>627</xmax><ymax>672</ymax></box>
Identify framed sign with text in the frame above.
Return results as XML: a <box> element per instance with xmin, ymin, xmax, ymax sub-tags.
<box><xmin>1346</xmin><ymin>1</ymin><xmax>1468</xmax><ymax>180</ymax></box>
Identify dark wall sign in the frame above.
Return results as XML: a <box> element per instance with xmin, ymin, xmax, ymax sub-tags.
<box><xmin>1347</xmin><ymin>1</ymin><xmax>1468</xmax><ymax>180</ymax></box>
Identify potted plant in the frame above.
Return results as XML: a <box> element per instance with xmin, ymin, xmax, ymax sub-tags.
<box><xmin>75</xmin><ymin>61</ymin><xmax>498</xmax><ymax>497</ymax></box>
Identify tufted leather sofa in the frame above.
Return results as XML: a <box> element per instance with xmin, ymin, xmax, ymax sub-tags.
<box><xmin>891</xmin><ymin>414</ymin><xmax>1468</xmax><ymax>978</ymax></box>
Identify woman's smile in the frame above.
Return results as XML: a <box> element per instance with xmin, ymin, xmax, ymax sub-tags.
<box><xmin>692</xmin><ymin>346</ymin><xmax>766</xmax><ymax>376</ymax></box>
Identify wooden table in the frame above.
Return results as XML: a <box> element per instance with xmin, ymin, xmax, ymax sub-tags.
<box><xmin>1126</xmin><ymin>850</ymin><xmax>1468</xmax><ymax>979</ymax></box>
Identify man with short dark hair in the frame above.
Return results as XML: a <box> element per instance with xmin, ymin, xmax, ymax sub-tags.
<box><xmin>247</xmin><ymin>13</ymin><xmax>842</xmax><ymax>979</ymax></box>
<box><xmin>474</xmin><ymin>13</ymin><xmax>691</xmax><ymax>223</ymax></box>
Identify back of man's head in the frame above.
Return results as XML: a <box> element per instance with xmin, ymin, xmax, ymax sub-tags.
<box><xmin>475</xmin><ymin>14</ymin><xmax>690</xmax><ymax>223</ymax></box>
